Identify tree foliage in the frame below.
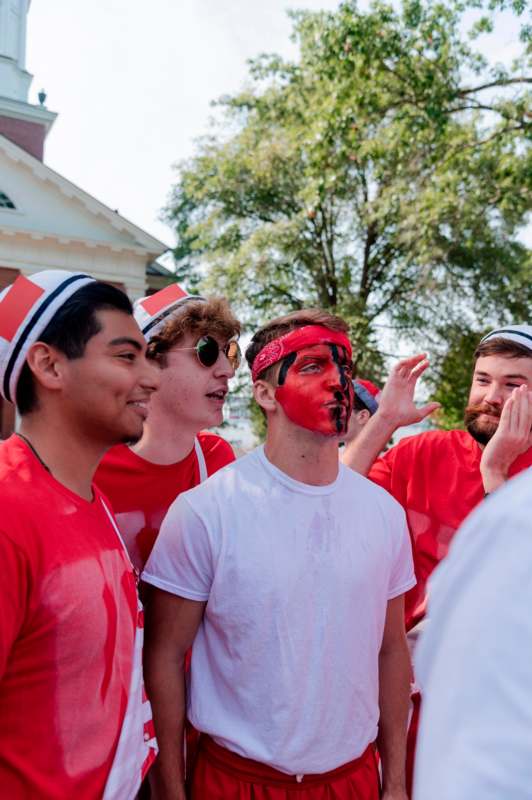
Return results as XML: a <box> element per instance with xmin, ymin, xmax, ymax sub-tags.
<box><xmin>165</xmin><ymin>0</ymin><xmax>531</xmax><ymax>378</ymax></box>
<box><xmin>426</xmin><ymin>323</ymin><xmax>485</xmax><ymax>429</ymax></box>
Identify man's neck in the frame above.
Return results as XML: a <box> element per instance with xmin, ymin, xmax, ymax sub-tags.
<box><xmin>19</xmin><ymin>415</ymin><xmax>106</xmax><ymax>502</ymax></box>
<box><xmin>264</xmin><ymin>425</ymin><xmax>340</xmax><ymax>486</ymax></box>
<box><xmin>131</xmin><ymin>413</ymin><xmax>197</xmax><ymax>465</ymax></box>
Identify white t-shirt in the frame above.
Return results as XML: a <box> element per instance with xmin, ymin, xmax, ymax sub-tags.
<box><xmin>143</xmin><ymin>445</ymin><xmax>415</xmax><ymax>775</ymax></box>
<box><xmin>414</xmin><ymin>468</ymin><xmax>532</xmax><ymax>800</ymax></box>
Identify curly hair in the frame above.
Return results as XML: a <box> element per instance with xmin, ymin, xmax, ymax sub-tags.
<box><xmin>147</xmin><ymin>297</ymin><xmax>241</xmax><ymax>367</ymax></box>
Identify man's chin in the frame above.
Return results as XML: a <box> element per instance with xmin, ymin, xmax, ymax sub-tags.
<box><xmin>465</xmin><ymin>417</ymin><xmax>498</xmax><ymax>446</ymax></box>
<box><xmin>119</xmin><ymin>424</ymin><xmax>144</xmax><ymax>446</ymax></box>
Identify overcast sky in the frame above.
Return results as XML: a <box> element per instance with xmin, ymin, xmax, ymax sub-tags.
<box><xmin>26</xmin><ymin>1</ymin><xmax>525</xmax><ymax>250</ymax></box>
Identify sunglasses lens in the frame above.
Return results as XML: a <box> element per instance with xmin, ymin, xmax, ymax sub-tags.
<box><xmin>196</xmin><ymin>336</ymin><xmax>219</xmax><ymax>367</ymax></box>
<box><xmin>226</xmin><ymin>341</ymin><xmax>241</xmax><ymax>370</ymax></box>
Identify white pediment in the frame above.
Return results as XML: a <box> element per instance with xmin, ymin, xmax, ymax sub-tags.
<box><xmin>0</xmin><ymin>133</ymin><xmax>168</xmax><ymax>257</ymax></box>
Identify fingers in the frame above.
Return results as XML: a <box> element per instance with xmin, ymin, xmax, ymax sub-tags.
<box><xmin>513</xmin><ymin>385</ymin><xmax>532</xmax><ymax>436</ymax></box>
<box><xmin>416</xmin><ymin>401</ymin><xmax>441</xmax><ymax>421</ymax></box>
<box><xmin>391</xmin><ymin>353</ymin><xmax>427</xmax><ymax>376</ymax></box>
<box><xmin>387</xmin><ymin>354</ymin><xmax>430</xmax><ymax>387</ymax></box>
<box><xmin>409</xmin><ymin>358</ymin><xmax>430</xmax><ymax>381</ymax></box>
<box><xmin>496</xmin><ymin>385</ymin><xmax>531</xmax><ymax>442</ymax></box>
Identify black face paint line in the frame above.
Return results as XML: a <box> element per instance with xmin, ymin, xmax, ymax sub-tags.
<box><xmin>329</xmin><ymin>343</ymin><xmax>352</xmax><ymax>433</ymax></box>
<box><xmin>331</xmin><ymin>402</ymin><xmax>343</xmax><ymax>434</ymax></box>
<box><xmin>277</xmin><ymin>351</ymin><xmax>297</xmax><ymax>386</ymax></box>
<box><xmin>330</xmin><ymin>344</ymin><xmax>349</xmax><ymax>391</ymax></box>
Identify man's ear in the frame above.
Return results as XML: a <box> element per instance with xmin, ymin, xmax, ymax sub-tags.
<box><xmin>253</xmin><ymin>379</ymin><xmax>277</xmax><ymax>414</ymax></box>
<box><xmin>357</xmin><ymin>408</ymin><xmax>371</xmax><ymax>427</ymax></box>
<box><xmin>25</xmin><ymin>342</ymin><xmax>67</xmax><ymax>392</ymax></box>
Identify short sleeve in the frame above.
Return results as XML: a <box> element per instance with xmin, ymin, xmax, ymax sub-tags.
<box><xmin>142</xmin><ymin>495</ymin><xmax>214</xmax><ymax>601</ymax></box>
<box><xmin>0</xmin><ymin>531</ymin><xmax>29</xmax><ymax>680</ymax></box>
<box><xmin>388</xmin><ymin>516</ymin><xmax>416</xmax><ymax>600</ymax></box>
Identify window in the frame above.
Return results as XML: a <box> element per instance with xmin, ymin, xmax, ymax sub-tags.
<box><xmin>0</xmin><ymin>191</ymin><xmax>15</xmax><ymax>209</ymax></box>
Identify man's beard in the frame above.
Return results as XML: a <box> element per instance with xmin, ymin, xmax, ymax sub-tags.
<box><xmin>464</xmin><ymin>402</ymin><xmax>501</xmax><ymax>445</ymax></box>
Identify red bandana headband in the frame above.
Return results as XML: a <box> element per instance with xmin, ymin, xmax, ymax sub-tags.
<box><xmin>251</xmin><ymin>324</ymin><xmax>352</xmax><ymax>382</ymax></box>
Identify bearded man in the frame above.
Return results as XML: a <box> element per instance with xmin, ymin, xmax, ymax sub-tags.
<box><xmin>142</xmin><ymin>309</ymin><xmax>415</xmax><ymax>800</ymax></box>
<box><xmin>341</xmin><ymin>326</ymin><xmax>532</xmax><ymax>794</ymax></box>
<box><xmin>342</xmin><ymin>325</ymin><xmax>532</xmax><ymax>633</ymax></box>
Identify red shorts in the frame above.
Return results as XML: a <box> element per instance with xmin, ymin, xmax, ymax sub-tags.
<box><xmin>189</xmin><ymin>735</ymin><xmax>381</xmax><ymax>799</ymax></box>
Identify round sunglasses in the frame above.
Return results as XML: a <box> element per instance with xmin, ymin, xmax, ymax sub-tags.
<box><xmin>172</xmin><ymin>335</ymin><xmax>241</xmax><ymax>370</ymax></box>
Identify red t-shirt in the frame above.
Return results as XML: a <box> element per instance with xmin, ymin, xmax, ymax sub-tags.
<box><xmin>95</xmin><ymin>431</ymin><xmax>235</xmax><ymax>571</ymax></box>
<box><xmin>369</xmin><ymin>429</ymin><xmax>532</xmax><ymax>631</ymax></box>
<box><xmin>0</xmin><ymin>436</ymin><xmax>138</xmax><ymax>799</ymax></box>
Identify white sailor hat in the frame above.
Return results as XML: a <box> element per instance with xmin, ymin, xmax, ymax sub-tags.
<box><xmin>134</xmin><ymin>282</ymin><xmax>205</xmax><ymax>342</ymax></box>
<box><xmin>0</xmin><ymin>270</ymin><xmax>95</xmax><ymax>403</ymax></box>
<box><xmin>480</xmin><ymin>325</ymin><xmax>532</xmax><ymax>353</ymax></box>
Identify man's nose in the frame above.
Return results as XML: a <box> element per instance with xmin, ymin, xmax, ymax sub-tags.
<box><xmin>140</xmin><ymin>358</ymin><xmax>161</xmax><ymax>394</ymax></box>
<box><xmin>214</xmin><ymin>352</ymin><xmax>235</xmax><ymax>379</ymax></box>
<box><xmin>325</xmin><ymin>363</ymin><xmax>347</xmax><ymax>390</ymax></box>
<box><xmin>484</xmin><ymin>383</ymin><xmax>503</xmax><ymax>405</ymax></box>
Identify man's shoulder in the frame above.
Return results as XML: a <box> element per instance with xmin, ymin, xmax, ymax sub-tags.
<box><xmin>388</xmin><ymin>427</ymin><xmax>470</xmax><ymax>457</ymax></box>
<box><xmin>0</xmin><ymin>436</ymin><xmax>41</xmax><ymax>504</ymax></box>
<box><xmin>340</xmin><ymin>464</ymin><xmax>406</xmax><ymax>519</ymax></box>
<box><xmin>180</xmin><ymin>447</ymin><xmax>259</xmax><ymax>503</ymax></box>
<box><xmin>97</xmin><ymin>444</ymin><xmax>139</xmax><ymax>476</ymax></box>
<box><xmin>0</xmin><ymin>438</ymin><xmax>59</xmax><ymax>547</ymax></box>
<box><xmin>197</xmin><ymin>430</ymin><xmax>236</xmax><ymax>467</ymax></box>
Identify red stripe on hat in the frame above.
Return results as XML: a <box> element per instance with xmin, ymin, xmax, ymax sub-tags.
<box><xmin>141</xmin><ymin>283</ymin><xmax>188</xmax><ymax>316</ymax></box>
<box><xmin>0</xmin><ymin>276</ymin><xmax>45</xmax><ymax>343</ymax></box>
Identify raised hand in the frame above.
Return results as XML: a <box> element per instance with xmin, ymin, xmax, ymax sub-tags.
<box><xmin>480</xmin><ymin>384</ymin><xmax>532</xmax><ymax>493</ymax></box>
<box><xmin>376</xmin><ymin>354</ymin><xmax>440</xmax><ymax>429</ymax></box>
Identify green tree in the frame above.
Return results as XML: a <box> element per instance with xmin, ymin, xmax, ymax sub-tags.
<box><xmin>165</xmin><ymin>0</ymin><xmax>531</xmax><ymax>379</ymax></box>
<box><xmin>426</xmin><ymin>324</ymin><xmax>485</xmax><ymax>429</ymax></box>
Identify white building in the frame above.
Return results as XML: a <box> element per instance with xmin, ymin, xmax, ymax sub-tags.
<box><xmin>0</xmin><ymin>0</ymin><xmax>172</xmax><ymax>436</ymax></box>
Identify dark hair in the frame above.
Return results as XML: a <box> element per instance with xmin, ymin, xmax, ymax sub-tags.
<box><xmin>16</xmin><ymin>281</ymin><xmax>133</xmax><ymax>415</ymax></box>
<box><xmin>474</xmin><ymin>337</ymin><xmax>532</xmax><ymax>362</ymax></box>
<box><xmin>245</xmin><ymin>308</ymin><xmax>349</xmax><ymax>384</ymax></box>
<box><xmin>353</xmin><ymin>395</ymin><xmax>369</xmax><ymax>413</ymax></box>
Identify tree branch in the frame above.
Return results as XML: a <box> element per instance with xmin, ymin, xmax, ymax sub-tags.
<box><xmin>459</xmin><ymin>77</ymin><xmax>532</xmax><ymax>96</ymax></box>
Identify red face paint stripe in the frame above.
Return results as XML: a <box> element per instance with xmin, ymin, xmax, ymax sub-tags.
<box><xmin>0</xmin><ymin>276</ymin><xmax>45</xmax><ymax>343</ymax></box>
<box><xmin>141</xmin><ymin>283</ymin><xmax>188</xmax><ymax>316</ymax></box>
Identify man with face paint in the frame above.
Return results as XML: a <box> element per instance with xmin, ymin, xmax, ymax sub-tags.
<box><xmin>142</xmin><ymin>309</ymin><xmax>415</xmax><ymax>800</ymax></box>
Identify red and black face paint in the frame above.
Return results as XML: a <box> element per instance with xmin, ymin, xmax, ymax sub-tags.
<box><xmin>275</xmin><ymin>342</ymin><xmax>354</xmax><ymax>436</ymax></box>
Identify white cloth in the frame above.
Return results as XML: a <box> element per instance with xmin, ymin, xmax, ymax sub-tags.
<box><xmin>143</xmin><ymin>445</ymin><xmax>415</xmax><ymax>775</ymax></box>
<box><xmin>414</xmin><ymin>468</ymin><xmax>532</xmax><ymax>800</ymax></box>
<box><xmin>100</xmin><ymin>501</ymin><xmax>157</xmax><ymax>799</ymax></box>
<box><xmin>193</xmin><ymin>436</ymin><xmax>208</xmax><ymax>482</ymax></box>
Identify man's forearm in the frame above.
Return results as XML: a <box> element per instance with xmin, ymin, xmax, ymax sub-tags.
<box><xmin>480</xmin><ymin>466</ymin><xmax>508</xmax><ymax>494</ymax></box>
<box><xmin>377</xmin><ymin>640</ymin><xmax>411</xmax><ymax>794</ymax></box>
<box><xmin>144</xmin><ymin>648</ymin><xmax>187</xmax><ymax>800</ymax></box>
<box><xmin>341</xmin><ymin>411</ymin><xmax>396</xmax><ymax>475</ymax></box>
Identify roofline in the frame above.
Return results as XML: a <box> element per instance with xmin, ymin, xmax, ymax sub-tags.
<box><xmin>0</xmin><ymin>223</ymin><xmax>165</xmax><ymax>258</ymax></box>
<box><xmin>0</xmin><ymin>133</ymin><xmax>171</xmax><ymax>254</ymax></box>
